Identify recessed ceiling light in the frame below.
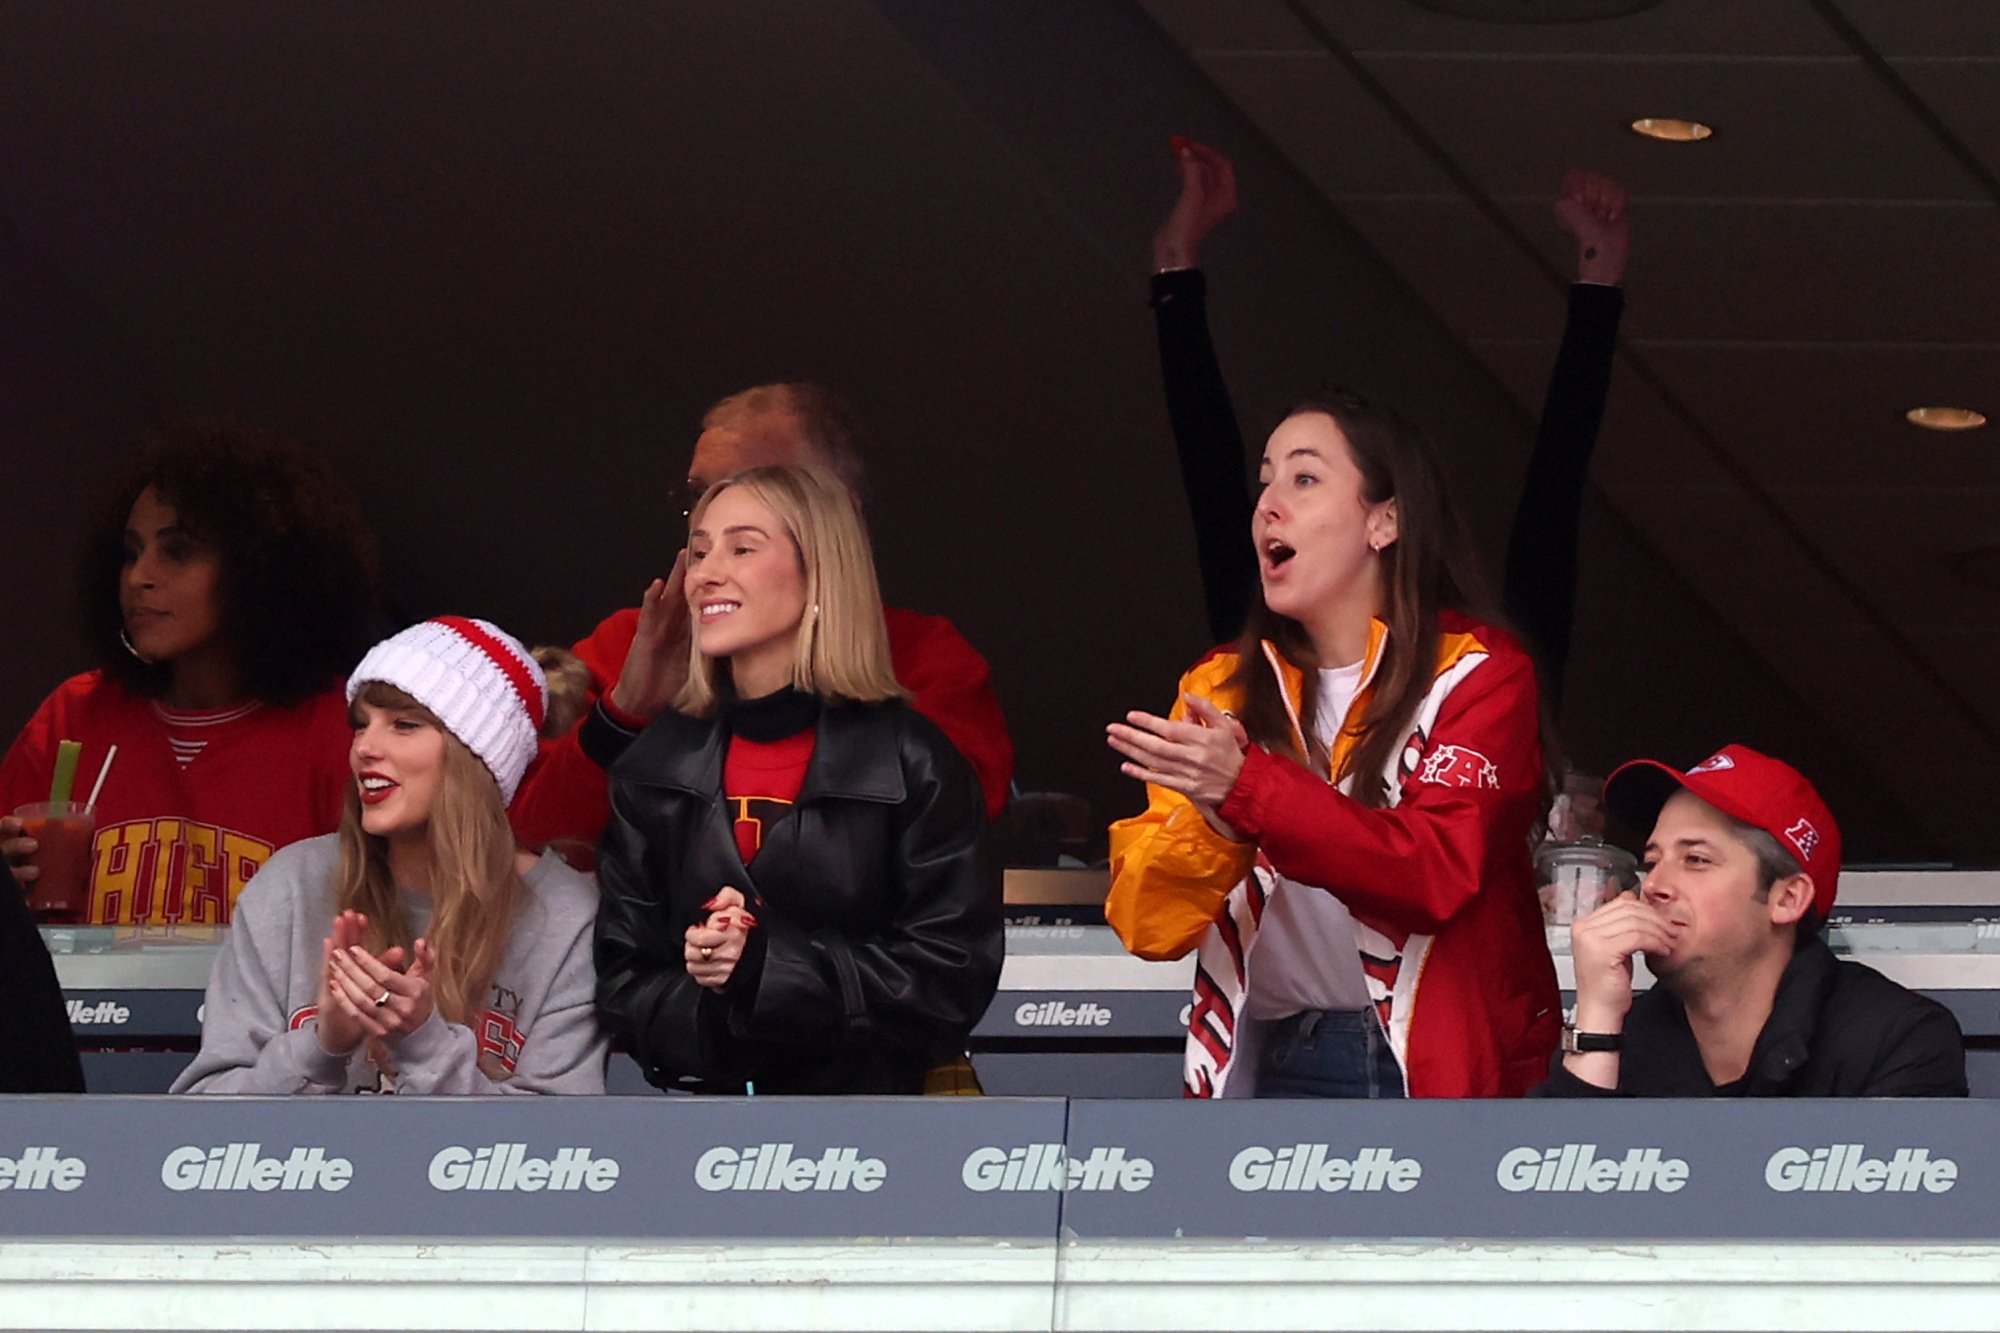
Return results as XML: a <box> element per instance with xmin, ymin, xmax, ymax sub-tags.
<box><xmin>1905</xmin><ymin>406</ymin><xmax>1988</xmax><ymax>431</ymax></box>
<box><xmin>1629</xmin><ymin>118</ymin><xmax>1714</xmax><ymax>142</ymax></box>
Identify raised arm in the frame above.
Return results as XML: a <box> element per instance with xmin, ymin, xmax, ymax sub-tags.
<box><xmin>510</xmin><ymin>566</ymin><xmax>687</xmax><ymax>860</ymax></box>
<box><xmin>1153</xmin><ymin>137</ymin><xmax>1257</xmax><ymax>646</ymax></box>
<box><xmin>1503</xmin><ymin>170</ymin><xmax>1630</xmax><ymax>711</ymax></box>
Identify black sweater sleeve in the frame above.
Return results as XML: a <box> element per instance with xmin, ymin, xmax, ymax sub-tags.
<box><xmin>0</xmin><ymin>862</ymin><xmax>84</xmax><ymax>1092</ymax></box>
<box><xmin>1153</xmin><ymin>268</ymin><xmax>1257</xmax><ymax>647</ymax></box>
<box><xmin>1502</xmin><ymin>282</ymin><xmax>1625</xmax><ymax>714</ymax></box>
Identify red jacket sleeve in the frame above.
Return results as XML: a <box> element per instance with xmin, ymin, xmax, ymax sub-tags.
<box><xmin>568</xmin><ymin>608</ymin><xmax>640</xmax><ymax>695</ymax></box>
<box><xmin>507</xmin><ymin>725</ymin><xmax>618</xmax><ymax>864</ymax></box>
<box><xmin>1217</xmin><ymin>646</ymin><xmax>1543</xmax><ymax>936</ymax></box>
<box><xmin>884</xmin><ymin>609</ymin><xmax>1013</xmax><ymax>821</ymax></box>
<box><xmin>506</xmin><ymin>610</ymin><xmax>641</xmax><ymax>863</ymax></box>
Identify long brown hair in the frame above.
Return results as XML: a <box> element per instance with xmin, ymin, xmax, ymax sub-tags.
<box><xmin>334</xmin><ymin>682</ymin><xmax>524</xmax><ymax>1027</ymax></box>
<box><xmin>1229</xmin><ymin>390</ymin><xmax>1497</xmax><ymax>808</ymax></box>
<box><xmin>676</xmin><ymin>465</ymin><xmax>907</xmax><ymax>718</ymax></box>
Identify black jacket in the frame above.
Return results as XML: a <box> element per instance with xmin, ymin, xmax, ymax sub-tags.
<box><xmin>594</xmin><ymin>695</ymin><xmax>1002</xmax><ymax>1095</ymax></box>
<box><xmin>1537</xmin><ymin>936</ymin><xmax>1967</xmax><ymax>1098</ymax></box>
<box><xmin>1</xmin><ymin>862</ymin><xmax>85</xmax><ymax>1092</ymax></box>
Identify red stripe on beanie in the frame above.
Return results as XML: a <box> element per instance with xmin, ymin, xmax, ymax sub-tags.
<box><xmin>430</xmin><ymin>615</ymin><xmax>545</xmax><ymax>733</ymax></box>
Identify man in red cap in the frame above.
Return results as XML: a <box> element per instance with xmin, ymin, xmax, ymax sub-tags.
<box><xmin>1540</xmin><ymin>744</ymin><xmax>1965</xmax><ymax>1097</ymax></box>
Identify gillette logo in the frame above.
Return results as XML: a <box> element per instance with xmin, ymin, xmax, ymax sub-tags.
<box><xmin>1228</xmin><ymin>1145</ymin><xmax>1421</xmax><ymax>1193</ymax></box>
<box><xmin>162</xmin><ymin>1143</ymin><xmax>352</xmax><ymax>1192</ymax></box>
<box><xmin>1497</xmin><ymin>1145</ymin><xmax>1689</xmax><ymax>1193</ymax></box>
<box><xmin>66</xmin><ymin>999</ymin><xmax>130</xmax><ymax>1025</ymax></box>
<box><xmin>695</xmin><ymin>1144</ymin><xmax>885</xmax><ymax>1192</ymax></box>
<box><xmin>0</xmin><ymin>1147</ymin><xmax>85</xmax><ymax>1191</ymax></box>
<box><xmin>1014</xmin><ymin>1000</ymin><xmax>1112</xmax><ymax>1028</ymax></box>
<box><xmin>961</xmin><ymin>1144</ymin><xmax>1153</xmax><ymax>1192</ymax></box>
<box><xmin>1765</xmin><ymin>1145</ymin><xmax>1956</xmax><ymax>1193</ymax></box>
<box><xmin>428</xmin><ymin>1144</ymin><xmax>619</xmax><ymax>1192</ymax></box>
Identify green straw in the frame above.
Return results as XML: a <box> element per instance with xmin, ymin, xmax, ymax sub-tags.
<box><xmin>47</xmin><ymin>739</ymin><xmax>82</xmax><ymax>807</ymax></box>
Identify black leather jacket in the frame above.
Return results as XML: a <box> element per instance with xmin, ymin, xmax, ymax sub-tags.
<box><xmin>594</xmin><ymin>695</ymin><xmax>1003</xmax><ymax>1094</ymax></box>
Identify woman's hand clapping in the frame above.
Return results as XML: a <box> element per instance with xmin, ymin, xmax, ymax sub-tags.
<box><xmin>318</xmin><ymin>908</ymin><xmax>436</xmax><ymax>1050</ymax></box>
<box><xmin>1108</xmin><ymin>693</ymin><xmax>1249</xmax><ymax>839</ymax></box>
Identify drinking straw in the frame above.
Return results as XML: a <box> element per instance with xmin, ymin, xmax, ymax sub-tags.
<box><xmin>47</xmin><ymin>740</ymin><xmax>82</xmax><ymax>807</ymax></box>
<box><xmin>84</xmin><ymin>744</ymin><xmax>119</xmax><ymax>810</ymax></box>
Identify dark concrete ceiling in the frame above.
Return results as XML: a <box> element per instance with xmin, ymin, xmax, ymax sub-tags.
<box><xmin>1133</xmin><ymin>0</ymin><xmax>1999</xmax><ymax>861</ymax></box>
<box><xmin>1</xmin><ymin>1</ymin><xmax>1993</xmax><ymax>862</ymax></box>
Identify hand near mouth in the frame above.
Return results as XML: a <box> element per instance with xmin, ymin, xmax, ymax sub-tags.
<box><xmin>1569</xmin><ymin>896</ymin><xmax>1677</xmax><ymax>1031</ymax></box>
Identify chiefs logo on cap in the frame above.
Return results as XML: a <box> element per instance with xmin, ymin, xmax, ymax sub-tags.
<box><xmin>1689</xmin><ymin>752</ymin><xmax>1736</xmax><ymax>774</ymax></box>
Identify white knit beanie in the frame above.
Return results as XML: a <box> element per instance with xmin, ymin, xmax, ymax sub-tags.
<box><xmin>346</xmin><ymin>617</ymin><xmax>547</xmax><ymax>805</ymax></box>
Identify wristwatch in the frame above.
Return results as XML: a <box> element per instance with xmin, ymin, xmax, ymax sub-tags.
<box><xmin>1561</xmin><ymin>1027</ymin><xmax>1622</xmax><ymax>1054</ymax></box>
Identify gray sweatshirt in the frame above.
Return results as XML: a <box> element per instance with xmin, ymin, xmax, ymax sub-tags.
<box><xmin>172</xmin><ymin>835</ymin><xmax>607</xmax><ymax>1095</ymax></box>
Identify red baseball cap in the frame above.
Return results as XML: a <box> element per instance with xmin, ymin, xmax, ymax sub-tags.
<box><xmin>1602</xmin><ymin>744</ymin><xmax>1841</xmax><ymax>919</ymax></box>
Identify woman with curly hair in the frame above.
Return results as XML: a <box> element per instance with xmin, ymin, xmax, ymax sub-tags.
<box><xmin>0</xmin><ymin>419</ymin><xmax>381</xmax><ymax>926</ymax></box>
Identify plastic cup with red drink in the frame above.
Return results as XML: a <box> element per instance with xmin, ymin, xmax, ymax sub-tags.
<box><xmin>13</xmin><ymin>801</ymin><xmax>96</xmax><ymax>924</ymax></box>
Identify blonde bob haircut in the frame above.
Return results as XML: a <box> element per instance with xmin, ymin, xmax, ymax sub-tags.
<box><xmin>676</xmin><ymin>464</ymin><xmax>906</xmax><ymax>717</ymax></box>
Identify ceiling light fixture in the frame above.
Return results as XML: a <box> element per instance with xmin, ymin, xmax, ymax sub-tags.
<box><xmin>1629</xmin><ymin>118</ymin><xmax>1713</xmax><ymax>142</ymax></box>
<box><xmin>1905</xmin><ymin>406</ymin><xmax>1988</xmax><ymax>431</ymax></box>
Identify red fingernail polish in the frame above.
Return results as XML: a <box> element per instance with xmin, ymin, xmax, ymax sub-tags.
<box><xmin>701</xmin><ymin>896</ymin><xmax>721</xmax><ymax>910</ymax></box>
<box><xmin>1170</xmin><ymin>134</ymin><xmax>1191</xmax><ymax>155</ymax></box>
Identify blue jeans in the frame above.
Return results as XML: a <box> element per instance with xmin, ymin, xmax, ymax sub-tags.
<box><xmin>1256</xmin><ymin>1008</ymin><xmax>1406</xmax><ymax>1099</ymax></box>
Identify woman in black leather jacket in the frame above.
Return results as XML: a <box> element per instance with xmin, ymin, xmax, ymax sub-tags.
<box><xmin>593</xmin><ymin>465</ymin><xmax>1002</xmax><ymax>1094</ymax></box>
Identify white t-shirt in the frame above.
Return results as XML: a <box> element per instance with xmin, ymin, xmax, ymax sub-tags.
<box><xmin>1242</xmin><ymin>661</ymin><xmax>1374</xmax><ymax>1020</ymax></box>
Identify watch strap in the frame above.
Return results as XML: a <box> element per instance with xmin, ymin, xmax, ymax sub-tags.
<box><xmin>1561</xmin><ymin>1027</ymin><xmax>1623</xmax><ymax>1054</ymax></box>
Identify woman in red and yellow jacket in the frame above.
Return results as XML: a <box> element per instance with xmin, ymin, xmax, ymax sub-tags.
<box><xmin>1107</xmin><ymin>391</ymin><xmax>1556</xmax><ymax>1098</ymax></box>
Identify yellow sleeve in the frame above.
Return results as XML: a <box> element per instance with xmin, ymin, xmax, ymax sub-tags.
<box><xmin>1104</xmin><ymin>670</ymin><xmax>1256</xmax><ymax>962</ymax></box>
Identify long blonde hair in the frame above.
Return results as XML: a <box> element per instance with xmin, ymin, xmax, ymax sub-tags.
<box><xmin>676</xmin><ymin>464</ymin><xmax>906</xmax><ymax>717</ymax></box>
<box><xmin>334</xmin><ymin>682</ymin><xmax>524</xmax><ymax>1026</ymax></box>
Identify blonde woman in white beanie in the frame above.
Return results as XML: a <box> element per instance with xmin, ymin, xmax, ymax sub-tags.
<box><xmin>174</xmin><ymin>617</ymin><xmax>608</xmax><ymax>1094</ymax></box>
